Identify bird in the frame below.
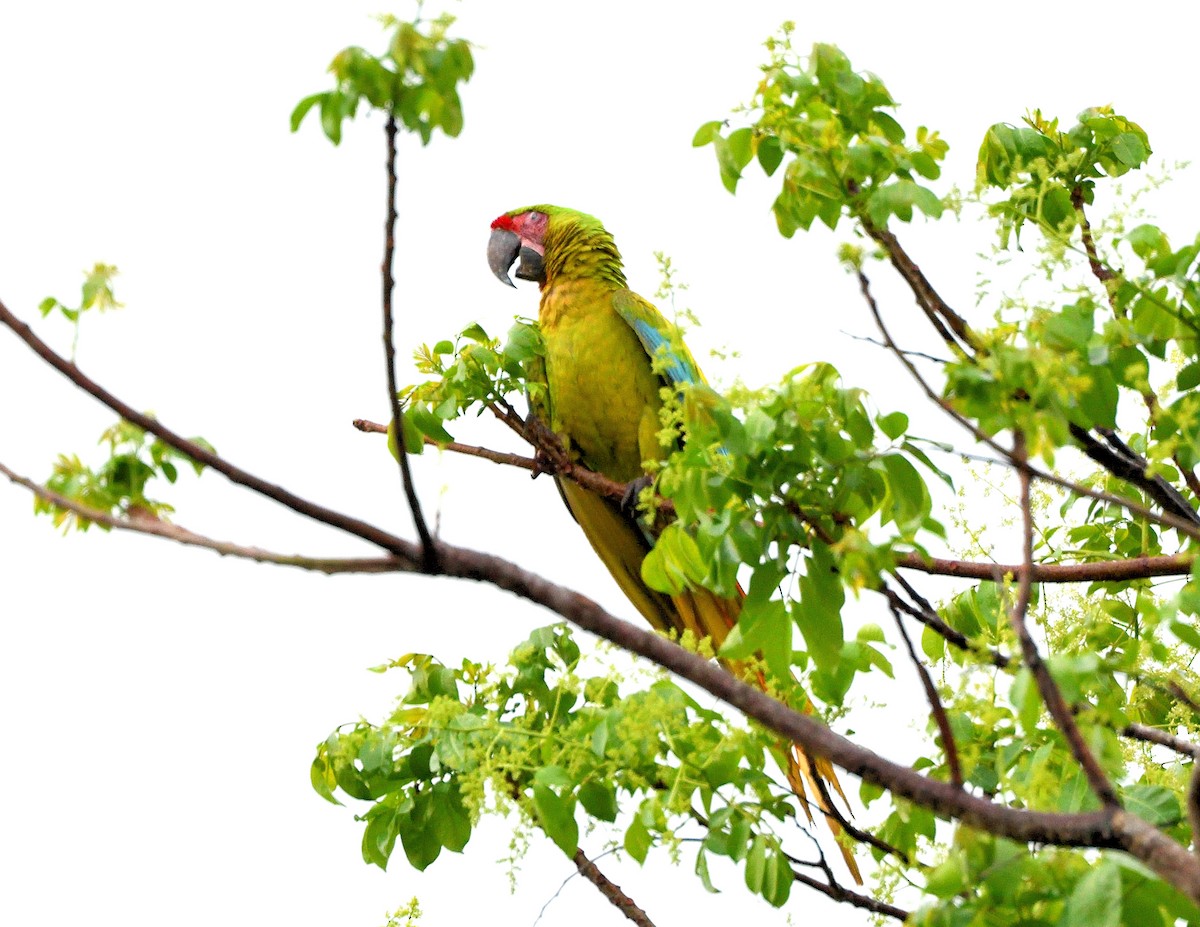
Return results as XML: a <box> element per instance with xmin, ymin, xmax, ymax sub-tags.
<box><xmin>487</xmin><ymin>204</ymin><xmax>860</xmax><ymax>882</ymax></box>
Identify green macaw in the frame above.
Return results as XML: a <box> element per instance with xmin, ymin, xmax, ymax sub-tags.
<box><xmin>487</xmin><ymin>205</ymin><xmax>860</xmax><ymax>882</ymax></box>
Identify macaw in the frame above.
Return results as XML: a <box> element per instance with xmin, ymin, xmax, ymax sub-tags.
<box><xmin>487</xmin><ymin>205</ymin><xmax>860</xmax><ymax>882</ymax></box>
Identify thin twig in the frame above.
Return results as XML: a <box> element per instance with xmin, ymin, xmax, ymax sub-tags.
<box><xmin>883</xmin><ymin>580</ymin><xmax>1011</xmax><ymax>669</ymax></box>
<box><xmin>889</xmin><ymin>604</ymin><xmax>964</xmax><ymax>788</ymax></box>
<box><xmin>381</xmin><ymin>115</ymin><xmax>437</xmax><ymax>569</ymax></box>
<box><xmin>840</xmin><ymin>329</ymin><xmax>952</xmax><ymax>364</ymax></box>
<box><xmin>1171</xmin><ymin>681</ymin><xmax>1200</xmax><ymax>716</ymax></box>
<box><xmin>790</xmin><ymin>867</ymin><xmax>909</xmax><ymax>921</ymax></box>
<box><xmin>1008</xmin><ymin>431</ymin><xmax>1121</xmax><ymax>808</ymax></box>
<box><xmin>354</xmin><ymin>418</ymin><xmax>538</xmax><ymax>470</ymax></box>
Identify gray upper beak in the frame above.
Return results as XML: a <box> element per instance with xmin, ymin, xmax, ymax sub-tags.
<box><xmin>488</xmin><ymin>227</ymin><xmax>521</xmax><ymax>288</ymax></box>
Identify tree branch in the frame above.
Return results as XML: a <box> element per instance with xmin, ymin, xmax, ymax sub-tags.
<box><xmin>1008</xmin><ymin>432</ymin><xmax>1121</xmax><ymax>808</ymax></box>
<box><xmin>855</xmin><ymin>269</ymin><xmax>1200</xmax><ymax>542</ymax></box>
<box><xmin>357</xmin><ymin>418</ymin><xmax>1199</xmax><ymax>586</ymax></box>
<box><xmin>571</xmin><ymin>848</ymin><xmax>656</xmax><ymax>927</ymax></box>
<box><xmin>381</xmin><ymin>115</ymin><xmax>437</xmax><ymax>568</ymax></box>
<box><xmin>1069</xmin><ymin>424</ymin><xmax>1199</xmax><ymax>526</ymax></box>
<box><xmin>789</xmin><ymin>867</ymin><xmax>909</xmax><ymax>922</ymax></box>
<box><xmin>0</xmin><ymin>296</ymin><xmax>419</xmax><ymax>559</ymax></box>
<box><xmin>1123</xmin><ymin>722</ymin><xmax>1200</xmax><ymax>759</ymax></box>
<box><xmin>436</xmin><ymin>541</ymin><xmax>1198</xmax><ymax>898</ymax></box>
<box><xmin>861</xmin><ymin>221</ymin><xmax>978</xmax><ymax>355</ymax></box>
<box><xmin>0</xmin><ymin>459</ymin><xmax>405</xmax><ymax>574</ymax></box>
<box><xmin>890</xmin><ymin>603</ymin><xmax>963</xmax><ymax>788</ymax></box>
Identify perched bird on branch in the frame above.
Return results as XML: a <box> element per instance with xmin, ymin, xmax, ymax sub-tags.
<box><xmin>488</xmin><ymin>204</ymin><xmax>860</xmax><ymax>882</ymax></box>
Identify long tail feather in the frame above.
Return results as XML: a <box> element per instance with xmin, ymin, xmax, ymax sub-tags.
<box><xmin>556</xmin><ymin>479</ymin><xmax>861</xmax><ymax>882</ymax></box>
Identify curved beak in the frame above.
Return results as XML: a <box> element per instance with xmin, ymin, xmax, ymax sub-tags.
<box><xmin>488</xmin><ymin>227</ymin><xmax>521</xmax><ymax>288</ymax></box>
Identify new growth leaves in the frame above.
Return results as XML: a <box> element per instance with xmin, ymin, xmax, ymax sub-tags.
<box><xmin>290</xmin><ymin>11</ymin><xmax>473</xmax><ymax>146</ymax></box>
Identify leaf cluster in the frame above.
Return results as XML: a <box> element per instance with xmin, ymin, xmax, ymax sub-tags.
<box><xmin>34</xmin><ymin>418</ymin><xmax>214</xmax><ymax>531</ymax></box>
<box><xmin>694</xmin><ymin>33</ymin><xmax>948</xmax><ymax>234</ymax></box>
<box><xmin>291</xmin><ymin>11</ymin><xmax>473</xmax><ymax>145</ymax></box>
<box><xmin>310</xmin><ymin>624</ymin><xmax>828</xmax><ymax>909</ymax></box>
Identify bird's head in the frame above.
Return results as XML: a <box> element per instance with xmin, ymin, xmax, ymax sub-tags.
<box><xmin>487</xmin><ymin>207</ymin><xmax>551</xmax><ymax>288</ymax></box>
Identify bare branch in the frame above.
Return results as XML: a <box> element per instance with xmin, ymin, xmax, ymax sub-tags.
<box><xmin>570</xmin><ymin>849</ymin><xmax>656</xmax><ymax>927</ymax></box>
<box><xmin>354</xmin><ymin>418</ymin><xmax>540</xmax><ymax>471</ymax></box>
<box><xmin>897</xmin><ymin>551</ymin><xmax>1194</xmax><ymax>584</ymax></box>
<box><xmin>0</xmin><ymin>297</ymin><xmax>419</xmax><ymax>560</ymax></box>
<box><xmin>883</xmin><ymin>579</ymin><xmax>1011</xmax><ymax>670</ymax></box>
<box><xmin>861</xmin><ymin>221</ymin><xmax>978</xmax><ymax>355</ymax></box>
<box><xmin>1008</xmin><ymin>432</ymin><xmax>1120</xmax><ymax>808</ymax></box>
<box><xmin>381</xmin><ymin>115</ymin><xmax>437</xmax><ymax>568</ymax></box>
<box><xmin>1123</xmin><ymin>723</ymin><xmax>1200</xmax><ymax>759</ymax></box>
<box><xmin>1</xmin><ymin>459</ymin><xmax>405</xmax><ymax>574</ymax></box>
<box><xmin>890</xmin><ymin>603</ymin><xmax>963</xmax><ymax>788</ymax></box>
<box><xmin>789</xmin><ymin>866</ymin><xmax>910</xmax><ymax>922</ymax></box>
<box><xmin>1069</xmin><ymin>424</ymin><xmax>1199</xmax><ymax>526</ymax></box>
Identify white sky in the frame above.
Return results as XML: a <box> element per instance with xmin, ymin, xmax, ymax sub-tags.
<box><xmin>2</xmin><ymin>2</ymin><xmax>1199</xmax><ymax>925</ymax></box>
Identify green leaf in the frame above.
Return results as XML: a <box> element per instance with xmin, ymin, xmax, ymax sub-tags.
<box><xmin>430</xmin><ymin>783</ymin><xmax>472</xmax><ymax>852</ymax></box>
<box><xmin>1171</xmin><ymin>620</ymin><xmax>1200</xmax><ymax>650</ymax></box>
<box><xmin>744</xmin><ymin>835</ymin><xmax>767</xmax><ymax>894</ymax></box>
<box><xmin>578</xmin><ymin>780</ymin><xmax>618</xmax><ymax>823</ymax></box>
<box><xmin>877</xmin><ymin>410</ymin><xmax>909</xmax><ymax>440</ymax></box>
<box><xmin>1177</xmin><ymin>361</ymin><xmax>1200</xmax><ymax>392</ymax></box>
<box><xmin>290</xmin><ymin>92</ymin><xmax>324</xmax><ymax>133</ymax></box>
<box><xmin>695</xmin><ymin>847</ymin><xmax>719</xmax><ymax>893</ymax></box>
<box><xmin>1062</xmin><ymin>861</ymin><xmax>1122</xmax><ymax>927</ymax></box>
<box><xmin>692</xmin><ymin>120</ymin><xmax>723</xmax><ymax>147</ymax></box>
<box><xmin>794</xmin><ymin>542</ymin><xmax>844</xmax><ymax>672</ymax></box>
<box><xmin>398</xmin><ymin>806</ymin><xmax>442</xmax><ymax>871</ymax></box>
<box><xmin>319</xmin><ymin>91</ymin><xmax>344</xmax><ymax>145</ymax></box>
<box><xmin>532</xmin><ymin>784</ymin><xmax>578</xmax><ymax>856</ymax></box>
<box><xmin>756</xmin><ymin>135</ymin><xmax>784</xmax><ymax>176</ymax></box>
<box><xmin>1122</xmin><ymin>784</ymin><xmax>1181</xmax><ymax>826</ymax></box>
<box><xmin>624</xmin><ymin>813</ymin><xmax>651</xmax><ymax>864</ymax></box>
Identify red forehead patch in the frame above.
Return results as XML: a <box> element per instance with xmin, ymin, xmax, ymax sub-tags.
<box><xmin>490</xmin><ymin>214</ymin><xmax>516</xmax><ymax>231</ymax></box>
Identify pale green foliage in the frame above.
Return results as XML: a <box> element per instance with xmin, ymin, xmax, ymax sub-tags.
<box><xmin>38</xmin><ymin>262</ymin><xmax>122</xmax><ymax>361</ymax></box>
<box><xmin>311</xmin><ymin>625</ymin><xmax>810</xmax><ymax>908</ymax></box>
<box><xmin>35</xmin><ymin>418</ymin><xmax>215</xmax><ymax>531</ymax></box>
<box><xmin>290</xmin><ymin>6</ymin><xmax>472</xmax><ymax>146</ymax></box>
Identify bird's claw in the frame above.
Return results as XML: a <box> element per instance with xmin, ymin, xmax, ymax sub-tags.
<box><xmin>532</xmin><ymin>448</ymin><xmax>558</xmax><ymax>479</ymax></box>
<box><xmin>620</xmin><ymin>474</ymin><xmax>654</xmax><ymax>518</ymax></box>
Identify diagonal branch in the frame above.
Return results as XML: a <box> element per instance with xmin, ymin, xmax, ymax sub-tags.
<box><xmin>1123</xmin><ymin>723</ymin><xmax>1200</xmax><ymax>759</ymax></box>
<box><xmin>0</xmin><ymin>296</ymin><xmax>418</xmax><ymax>559</ymax></box>
<box><xmin>438</xmin><ymin>540</ymin><xmax>1198</xmax><ymax>899</ymax></box>
<box><xmin>861</xmin><ymin>221</ymin><xmax>978</xmax><ymax>356</ymax></box>
<box><xmin>570</xmin><ymin>849</ymin><xmax>656</xmax><ymax>927</ymax></box>
<box><xmin>855</xmin><ymin>269</ymin><xmax>1200</xmax><ymax>541</ymax></box>
<box><xmin>889</xmin><ymin>603</ymin><xmax>963</xmax><ymax>788</ymax></box>
<box><xmin>382</xmin><ymin>115</ymin><xmax>437</xmax><ymax>568</ymax></box>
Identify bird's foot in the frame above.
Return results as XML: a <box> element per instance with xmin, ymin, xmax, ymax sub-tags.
<box><xmin>620</xmin><ymin>474</ymin><xmax>655</xmax><ymax>518</ymax></box>
<box><xmin>532</xmin><ymin>447</ymin><xmax>558</xmax><ymax>479</ymax></box>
